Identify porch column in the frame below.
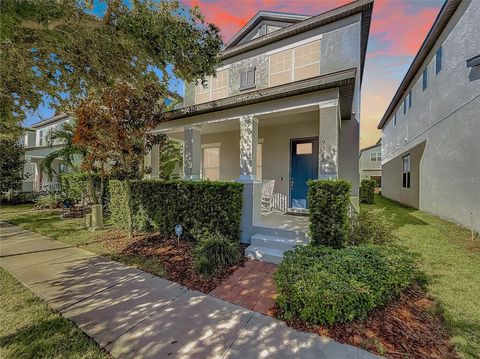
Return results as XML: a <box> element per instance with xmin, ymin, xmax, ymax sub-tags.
<box><xmin>183</xmin><ymin>126</ymin><xmax>201</xmax><ymax>180</ymax></box>
<box><xmin>237</xmin><ymin>115</ymin><xmax>261</xmax><ymax>243</ymax></box>
<box><xmin>238</xmin><ymin>115</ymin><xmax>258</xmax><ymax>182</ymax></box>
<box><xmin>319</xmin><ymin>101</ymin><xmax>339</xmax><ymax>179</ymax></box>
<box><xmin>144</xmin><ymin>143</ymin><xmax>160</xmax><ymax>179</ymax></box>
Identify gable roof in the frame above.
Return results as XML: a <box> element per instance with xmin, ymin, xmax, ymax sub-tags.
<box><xmin>225</xmin><ymin>11</ymin><xmax>310</xmax><ymax>49</ymax></box>
<box><xmin>377</xmin><ymin>0</ymin><xmax>462</xmax><ymax>129</ymax></box>
<box><xmin>221</xmin><ymin>0</ymin><xmax>373</xmax><ymax>81</ymax></box>
<box><xmin>360</xmin><ymin>139</ymin><xmax>381</xmax><ymax>154</ymax></box>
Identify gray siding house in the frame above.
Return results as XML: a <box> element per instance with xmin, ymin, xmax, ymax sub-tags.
<box><xmin>21</xmin><ymin>114</ymin><xmax>72</xmax><ymax>193</ymax></box>
<box><xmin>145</xmin><ymin>0</ymin><xmax>373</xmax><ymax>262</ymax></box>
<box><xmin>378</xmin><ymin>0</ymin><xmax>480</xmax><ymax>233</ymax></box>
<box><xmin>359</xmin><ymin>139</ymin><xmax>381</xmax><ymax>186</ymax></box>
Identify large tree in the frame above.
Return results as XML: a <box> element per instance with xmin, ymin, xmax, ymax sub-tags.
<box><xmin>0</xmin><ymin>138</ymin><xmax>26</xmax><ymax>193</ymax></box>
<box><xmin>0</xmin><ymin>0</ymin><xmax>222</xmax><ymax>137</ymax></box>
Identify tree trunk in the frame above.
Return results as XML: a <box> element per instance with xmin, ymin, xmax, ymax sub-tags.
<box><xmin>87</xmin><ymin>173</ymin><xmax>98</xmax><ymax>205</ymax></box>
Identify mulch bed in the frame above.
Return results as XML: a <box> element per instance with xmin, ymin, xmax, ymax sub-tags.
<box><xmin>96</xmin><ymin>230</ymin><xmax>246</xmax><ymax>293</ymax></box>
<box><xmin>274</xmin><ymin>285</ymin><xmax>458</xmax><ymax>359</ymax></box>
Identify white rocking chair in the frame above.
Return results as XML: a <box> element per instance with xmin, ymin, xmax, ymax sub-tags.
<box><xmin>261</xmin><ymin>179</ymin><xmax>275</xmax><ymax>212</ymax></box>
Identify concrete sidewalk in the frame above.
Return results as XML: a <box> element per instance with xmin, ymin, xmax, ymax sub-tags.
<box><xmin>0</xmin><ymin>222</ymin><xmax>380</xmax><ymax>359</ymax></box>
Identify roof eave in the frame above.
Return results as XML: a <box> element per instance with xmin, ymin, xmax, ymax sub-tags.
<box><xmin>167</xmin><ymin>68</ymin><xmax>357</xmax><ymax>121</ymax></box>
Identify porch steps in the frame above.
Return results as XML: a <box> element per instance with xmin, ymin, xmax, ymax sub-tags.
<box><xmin>245</xmin><ymin>234</ymin><xmax>308</xmax><ymax>264</ymax></box>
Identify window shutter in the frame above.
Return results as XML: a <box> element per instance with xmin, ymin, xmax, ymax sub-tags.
<box><xmin>240</xmin><ymin>67</ymin><xmax>256</xmax><ymax>90</ymax></box>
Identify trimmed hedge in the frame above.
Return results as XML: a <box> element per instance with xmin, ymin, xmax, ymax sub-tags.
<box><xmin>109</xmin><ymin>180</ymin><xmax>243</xmax><ymax>240</ymax></box>
<box><xmin>275</xmin><ymin>244</ymin><xmax>417</xmax><ymax>325</ymax></box>
<box><xmin>360</xmin><ymin>179</ymin><xmax>376</xmax><ymax>204</ymax></box>
<box><xmin>307</xmin><ymin>179</ymin><xmax>351</xmax><ymax>247</ymax></box>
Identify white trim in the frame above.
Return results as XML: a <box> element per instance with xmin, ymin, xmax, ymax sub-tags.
<box><xmin>201</xmin><ymin>142</ymin><xmax>221</xmax><ymax>149</ymax></box>
<box><xmin>319</xmin><ymin>99</ymin><xmax>339</xmax><ymax>108</ymax></box>
<box><xmin>258</xmin><ymin>138</ymin><xmax>264</xmax><ymax>144</ymax></box>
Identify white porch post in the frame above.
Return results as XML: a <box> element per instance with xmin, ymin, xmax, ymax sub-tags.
<box><xmin>239</xmin><ymin>115</ymin><xmax>258</xmax><ymax>182</ymax></box>
<box><xmin>319</xmin><ymin>101</ymin><xmax>340</xmax><ymax>179</ymax></box>
<box><xmin>144</xmin><ymin>143</ymin><xmax>160</xmax><ymax>179</ymax></box>
<box><xmin>237</xmin><ymin>115</ymin><xmax>261</xmax><ymax>243</ymax></box>
<box><xmin>183</xmin><ymin>126</ymin><xmax>201</xmax><ymax>180</ymax></box>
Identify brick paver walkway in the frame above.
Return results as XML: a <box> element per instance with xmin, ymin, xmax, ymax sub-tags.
<box><xmin>210</xmin><ymin>260</ymin><xmax>277</xmax><ymax>315</ymax></box>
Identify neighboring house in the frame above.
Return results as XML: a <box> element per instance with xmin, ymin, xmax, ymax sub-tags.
<box><xmin>146</xmin><ymin>0</ymin><xmax>373</xmax><ymax>261</ymax></box>
<box><xmin>378</xmin><ymin>0</ymin><xmax>480</xmax><ymax>233</ymax></box>
<box><xmin>359</xmin><ymin>139</ymin><xmax>381</xmax><ymax>186</ymax></box>
<box><xmin>21</xmin><ymin>114</ymin><xmax>72</xmax><ymax>193</ymax></box>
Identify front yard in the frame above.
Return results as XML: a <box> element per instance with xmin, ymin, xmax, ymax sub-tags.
<box><xmin>362</xmin><ymin>195</ymin><xmax>480</xmax><ymax>359</ymax></box>
<box><xmin>1</xmin><ymin>195</ymin><xmax>479</xmax><ymax>359</ymax></box>
<box><xmin>0</xmin><ymin>268</ymin><xmax>108</xmax><ymax>358</ymax></box>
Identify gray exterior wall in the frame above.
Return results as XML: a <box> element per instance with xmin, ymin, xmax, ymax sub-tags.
<box><xmin>183</xmin><ymin>15</ymin><xmax>361</xmax><ymax>106</ymax></box>
<box><xmin>381</xmin><ymin>0</ymin><xmax>480</xmax><ymax>232</ymax></box>
<box><xmin>359</xmin><ymin>144</ymin><xmax>382</xmax><ymax>180</ymax></box>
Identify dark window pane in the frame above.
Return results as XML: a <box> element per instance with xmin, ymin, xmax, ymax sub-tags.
<box><xmin>436</xmin><ymin>47</ymin><xmax>442</xmax><ymax>75</ymax></box>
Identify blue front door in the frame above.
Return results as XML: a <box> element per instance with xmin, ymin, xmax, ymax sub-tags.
<box><xmin>290</xmin><ymin>138</ymin><xmax>319</xmax><ymax>209</ymax></box>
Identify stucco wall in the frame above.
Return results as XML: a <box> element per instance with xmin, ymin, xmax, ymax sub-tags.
<box><xmin>381</xmin><ymin>0</ymin><xmax>480</xmax><ymax>232</ymax></box>
<box><xmin>183</xmin><ymin>15</ymin><xmax>361</xmax><ymax>106</ymax></box>
<box><xmin>200</xmin><ymin>117</ymin><xmax>319</xmax><ymax>200</ymax></box>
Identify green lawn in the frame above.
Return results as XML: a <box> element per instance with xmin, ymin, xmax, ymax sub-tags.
<box><xmin>362</xmin><ymin>195</ymin><xmax>480</xmax><ymax>359</ymax></box>
<box><xmin>0</xmin><ymin>269</ymin><xmax>108</xmax><ymax>358</ymax></box>
<box><xmin>0</xmin><ymin>205</ymin><xmax>166</xmax><ymax>277</ymax></box>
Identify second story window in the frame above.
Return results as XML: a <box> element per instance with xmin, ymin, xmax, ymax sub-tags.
<box><xmin>436</xmin><ymin>46</ymin><xmax>442</xmax><ymax>75</ymax></box>
<box><xmin>294</xmin><ymin>40</ymin><xmax>320</xmax><ymax>81</ymax></box>
<box><xmin>269</xmin><ymin>49</ymin><xmax>292</xmax><ymax>87</ymax></box>
<box><xmin>403</xmin><ymin>98</ymin><xmax>407</xmax><ymax>114</ymax></box>
<box><xmin>240</xmin><ymin>67</ymin><xmax>256</xmax><ymax>90</ymax></box>
<box><xmin>422</xmin><ymin>68</ymin><xmax>428</xmax><ymax>91</ymax></box>
<box><xmin>393</xmin><ymin>112</ymin><xmax>397</xmax><ymax>127</ymax></box>
<box><xmin>408</xmin><ymin>90</ymin><xmax>412</xmax><ymax>108</ymax></box>
<box><xmin>38</xmin><ymin>129</ymin><xmax>44</xmax><ymax>146</ymax></box>
<box><xmin>194</xmin><ymin>69</ymin><xmax>229</xmax><ymax>104</ymax></box>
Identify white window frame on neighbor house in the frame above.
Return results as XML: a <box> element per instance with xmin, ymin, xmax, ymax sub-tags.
<box><xmin>402</xmin><ymin>154</ymin><xmax>411</xmax><ymax>189</ymax></box>
<box><xmin>370</xmin><ymin>152</ymin><xmax>381</xmax><ymax>162</ymax></box>
<box><xmin>195</xmin><ymin>67</ymin><xmax>230</xmax><ymax>104</ymax></box>
<box><xmin>201</xmin><ymin>143</ymin><xmax>221</xmax><ymax>181</ymax></box>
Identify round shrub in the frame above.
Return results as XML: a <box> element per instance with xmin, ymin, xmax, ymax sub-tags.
<box><xmin>348</xmin><ymin>208</ymin><xmax>395</xmax><ymax>245</ymax></box>
<box><xmin>275</xmin><ymin>244</ymin><xmax>416</xmax><ymax>325</ymax></box>
<box><xmin>192</xmin><ymin>233</ymin><xmax>241</xmax><ymax>276</ymax></box>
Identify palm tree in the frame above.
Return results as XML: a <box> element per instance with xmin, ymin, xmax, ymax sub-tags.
<box><xmin>40</xmin><ymin>121</ymin><xmax>84</xmax><ymax>179</ymax></box>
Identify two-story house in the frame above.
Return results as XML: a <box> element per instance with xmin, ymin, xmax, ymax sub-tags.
<box><xmin>21</xmin><ymin>114</ymin><xmax>72</xmax><ymax>193</ymax></box>
<box><xmin>144</xmin><ymin>0</ymin><xmax>373</xmax><ymax>261</ymax></box>
<box><xmin>359</xmin><ymin>139</ymin><xmax>381</xmax><ymax>186</ymax></box>
<box><xmin>378</xmin><ymin>0</ymin><xmax>480</xmax><ymax>233</ymax></box>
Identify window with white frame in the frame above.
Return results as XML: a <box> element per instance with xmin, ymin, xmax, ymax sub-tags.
<box><xmin>402</xmin><ymin>155</ymin><xmax>411</xmax><ymax>188</ymax></box>
<box><xmin>422</xmin><ymin>68</ymin><xmax>428</xmax><ymax>91</ymax></box>
<box><xmin>370</xmin><ymin>152</ymin><xmax>381</xmax><ymax>162</ymax></box>
<box><xmin>269</xmin><ymin>49</ymin><xmax>292</xmax><ymax>86</ymax></box>
<box><xmin>240</xmin><ymin>67</ymin><xmax>256</xmax><ymax>90</ymax></box>
<box><xmin>294</xmin><ymin>40</ymin><xmax>320</xmax><ymax>81</ymax></box>
<box><xmin>38</xmin><ymin>129</ymin><xmax>45</xmax><ymax>146</ymax></box>
<box><xmin>202</xmin><ymin>146</ymin><xmax>220</xmax><ymax>180</ymax></box>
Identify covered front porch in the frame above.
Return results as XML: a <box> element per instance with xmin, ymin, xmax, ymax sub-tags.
<box><xmin>147</xmin><ymin>89</ymin><xmax>349</xmax><ymax>244</ymax></box>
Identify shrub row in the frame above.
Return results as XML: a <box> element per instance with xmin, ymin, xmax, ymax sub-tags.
<box><xmin>109</xmin><ymin>179</ymin><xmax>243</xmax><ymax>240</ymax></box>
<box><xmin>275</xmin><ymin>244</ymin><xmax>417</xmax><ymax>325</ymax></box>
<box><xmin>360</xmin><ymin>179</ymin><xmax>376</xmax><ymax>204</ymax></box>
<box><xmin>307</xmin><ymin>179</ymin><xmax>351</xmax><ymax>247</ymax></box>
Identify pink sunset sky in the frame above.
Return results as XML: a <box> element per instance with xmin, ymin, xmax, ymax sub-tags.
<box><xmin>182</xmin><ymin>0</ymin><xmax>444</xmax><ymax>148</ymax></box>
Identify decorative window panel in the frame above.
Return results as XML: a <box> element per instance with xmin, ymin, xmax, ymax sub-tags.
<box><xmin>211</xmin><ymin>69</ymin><xmax>229</xmax><ymax>100</ymax></box>
<box><xmin>195</xmin><ymin>80</ymin><xmax>210</xmax><ymax>104</ymax></box>
<box><xmin>294</xmin><ymin>41</ymin><xmax>320</xmax><ymax>81</ymax></box>
<box><xmin>296</xmin><ymin>143</ymin><xmax>312</xmax><ymax>155</ymax></box>
<box><xmin>202</xmin><ymin>147</ymin><xmax>220</xmax><ymax>180</ymax></box>
<box><xmin>256</xmin><ymin>143</ymin><xmax>263</xmax><ymax>180</ymax></box>
<box><xmin>269</xmin><ymin>49</ymin><xmax>292</xmax><ymax>86</ymax></box>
